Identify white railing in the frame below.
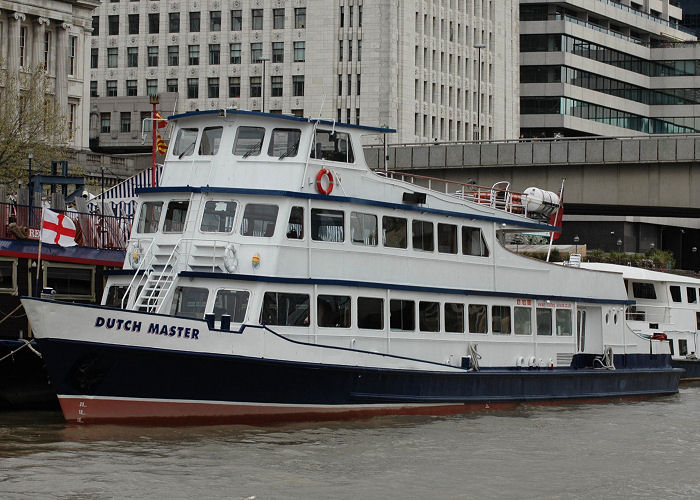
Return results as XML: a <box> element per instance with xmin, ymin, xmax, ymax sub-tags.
<box><xmin>625</xmin><ymin>304</ymin><xmax>671</xmax><ymax>324</ymax></box>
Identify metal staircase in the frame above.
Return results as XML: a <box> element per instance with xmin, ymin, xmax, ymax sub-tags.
<box><xmin>123</xmin><ymin>239</ymin><xmax>182</xmax><ymax>314</ymax></box>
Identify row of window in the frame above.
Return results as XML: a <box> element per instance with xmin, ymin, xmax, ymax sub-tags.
<box><xmin>0</xmin><ymin>259</ymin><xmax>94</xmax><ymax>299</ymax></box>
<box><xmin>94</xmin><ymin>75</ymin><xmax>306</xmax><ymax>101</ymax></box>
<box><xmin>137</xmin><ymin>198</ymin><xmax>490</xmax><ymax>257</ymax></box>
<box><xmin>630</xmin><ymin>281</ymin><xmax>700</xmax><ymax>305</ymax></box>
<box><xmin>93</xmin><ymin>8</ymin><xmax>307</xmax><ymax>36</ymax></box>
<box><xmin>91</xmin><ymin>42</ymin><xmax>307</xmax><ymax>70</ymax></box>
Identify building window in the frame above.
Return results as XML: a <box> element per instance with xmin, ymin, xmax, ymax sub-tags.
<box><xmin>293</xmin><ymin>75</ymin><xmax>304</xmax><ymax>96</ymax></box>
<box><xmin>90</xmin><ymin>48</ymin><xmax>98</xmax><ymax>68</ymax></box>
<box><xmin>295</xmin><ymin>8</ymin><xmax>306</xmax><ymax>29</ymax></box>
<box><xmin>348</xmin><ymin>40</ymin><xmax>353</xmax><ymax>61</ymax></box>
<box><xmin>167</xmin><ymin>79</ymin><xmax>178</xmax><ymax>93</ymax></box>
<box><xmin>127</xmin><ymin>47</ymin><xmax>138</xmax><ymax>67</ymax></box>
<box><xmin>106</xmin><ymin>47</ymin><xmax>117</xmax><ymax>68</ymax></box>
<box><xmin>147</xmin><ymin>46</ymin><xmax>158</xmax><ymax>66</ymax></box>
<box><xmin>90</xmin><ymin>81</ymin><xmax>98</xmax><ymax>97</ymax></box>
<box><xmin>209</xmin><ymin>44</ymin><xmax>220</xmax><ymax>65</ymax></box>
<box><xmin>338</xmin><ymin>74</ymin><xmax>343</xmax><ymax>96</ymax></box>
<box><xmin>168</xmin><ymin>45</ymin><xmax>179</xmax><ymax>66</ymax></box>
<box><xmin>231</xmin><ymin>10</ymin><xmax>242</xmax><ymax>31</ymax></box>
<box><xmin>92</xmin><ymin>16</ymin><xmax>99</xmax><ymax>36</ymax></box>
<box><xmin>128</xmin><ymin>14</ymin><xmax>139</xmax><ymax>35</ymax></box>
<box><xmin>120</xmin><ymin>112</ymin><xmax>131</xmax><ymax>133</ymax></box>
<box><xmin>340</xmin><ymin>6</ymin><xmax>344</xmax><ymax>28</ymax></box>
<box><xmin>272</xmin><ymin>42</ymin><xmax>284</xmax><ymax>63</ymax></box>
<box><xmin>100</xmin><ymin>113</ymin><xmax>111</xmax><ymax>133</ymax></box>
<box><xmin>252</xmin><ymin>9</ymin><xmax>263</xmax><ymax>30</ymax></box>
<box><xmin>293</xmin><ymin>41</ymin><xmax>305</xmax><ymax>62</ymax></box>
<box><xmin>188</xmin><ymin>45</ymin><xmax>200</xmax><ymax>65</ymax></box>
<box><xmin>187</xmin><ymin>78</ymin><xmax>198</xmax><ymax>98</ymax></box>
<box><xmin>106</xmin><ymin>80</ymin><xmax>117</xmax><ymax>97</ymax></box>
<box><xmin>229</xmin><ymin>77</ymin><xmax>240</xmax><ymax>98</ymax></box>
<box><xmin>271</xmin><ymin>76</ymin><xmax>283</xmax><ymax>97</ymax></box>
<box><xmin>189</xmin><ymin>12</ymin><xmax>200</xmax><ymax>32</ymax></box>
<box><xmin>339</xmin><ymin>40</ymin><xmax>343</xmax><ymax>61</ymax></box>
<box><xmin>126</xmin><ymin>80</ymin><xmax>137</xmax><ymax>96</ymax></box>
<box><xmin>358</xmin><ymin>6</ymin><xmax>363</xmax><ymax>27</ymax></box>
<box><xmin>356</xmin><ymin>74</ymin><xmax>361</xmax><ymax>95</ymax></box>
<box><xmin>273</xmin><ymin>8</ymin><xmax>285</xmax><ymax>29</ymax></box>
<box><xmin>148</xmin><ymin>13</ymin><xmax>159</xmax><ymax>34</ymax></box>
<box><xmin>43</xmin><ymin>32</ymin><xmax>51</xmax><ymax>70</ymax></box>
<box><xmin>355</xmin><ymin>108</ymin><xmax>360</xmax><ymax>125</ymax></box>
<box><xmin>108</xmin><ymin>15</ymin><xmax>119</xmax><ymax>35</ymax></box>
<box><xmin>358</xmin><ymin>39</ymin><xmax>362</xmax><ymax>61</ymax></box>
<box><xmin>250</xmin><ymin>43</ymin><xmax>262</xmax><ymax>63</ymax></box>
<box><xmin>208</xmin><ymin>77</ymin><xmax>219</xmax><ymax>98</ymax></box>
<box><xmin>146</xmin><ymin>79</ymin><xmax>157</xmax><ymax>97</ymax></box>
<box><xmin>68</xmin><ymin>36</ymin><xmax>77</xmax><ymax>75</ymax></box>
<box><xmin>169</xmin><ymin>12</ymin><xmax>180</xmax><ymax>33</ymax></box>
<box><xmin>210</xmin><ymin>11</ymin><xmax>221</xmax><ymax>31</ymax></box>
<box><xmin>230</xmin><ymin>43</ymin><xmax>241</xmax><ymax>64</ymax></box>
<box><xmin>250</xmin><ymin>77</ymin><xmax>261</xmax><ymax>97</ymax></box>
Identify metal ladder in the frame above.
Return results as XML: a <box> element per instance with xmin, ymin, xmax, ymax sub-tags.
<box><xmin>130</xmin><ymin>241</ymin><xmax>182</xmax><ymax>314</ymax></box>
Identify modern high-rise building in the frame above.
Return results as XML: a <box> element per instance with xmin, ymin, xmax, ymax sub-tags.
<box><xmin>679</xmin><ymin>0</ymin><xmax>700</xmax><ymax>37</ymax></box>
<box><xmin>0</xmin><ymin>0</ymin><xmax>99</xmax><ymax>149</ymax></box>
<box><xmin>519</xmin><ymin>0</ymin><xmax>699</xmax><ymax>138</ymax></box>
<box><xmin>88</xmin><ymin>0</ymin><xmax>520</xmax><ymax>152</ymax></box>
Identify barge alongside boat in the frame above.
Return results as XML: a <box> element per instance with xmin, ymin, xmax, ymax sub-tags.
<box><xmin>21</xmin><ymin>110</ymin><xmax>680</xmax><ymax>424</ymax></box>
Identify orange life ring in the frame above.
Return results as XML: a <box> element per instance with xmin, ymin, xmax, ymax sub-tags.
<box><xmin>316</xmin><ymin>168</ymin><xmax>334</xmax><ymax>195</ymax></box>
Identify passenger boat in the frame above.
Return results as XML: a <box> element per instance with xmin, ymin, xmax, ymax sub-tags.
<box><xmin>575</xmin><ymin>262</ymin><xmax>700</xmax><ymax>380</ymax></box>
<box><xmin>21</xmin><ymin>110</ymin><xmax>680</xmax><ymax>424</ymax></box>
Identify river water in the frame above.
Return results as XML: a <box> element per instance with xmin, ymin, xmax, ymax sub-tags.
<box><xmin>2</xmin><ymin>386</ymin><xmax>700</xmax><ymax>499</ymax></box>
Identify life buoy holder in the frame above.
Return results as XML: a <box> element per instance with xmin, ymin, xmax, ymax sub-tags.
<box><xmin>316</xmin><ymin>168</ymin><xmax>334</xmax><ymax>195</ymax></box>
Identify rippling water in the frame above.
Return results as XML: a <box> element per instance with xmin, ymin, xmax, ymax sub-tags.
<box><xmin>2</xmin><ymin>386</ymin><xmax>700</xmax><ymax>499</ymax></box>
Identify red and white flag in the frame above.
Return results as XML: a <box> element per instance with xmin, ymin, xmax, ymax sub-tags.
<box><xmin>41</xmin><ymin>208</ymin><xmax>77</xmax><ymax>247</ymax></box>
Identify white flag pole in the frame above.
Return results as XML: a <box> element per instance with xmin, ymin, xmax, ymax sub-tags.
<box><xmin>35</xmin><ymin>207</ymin><xmax>45</xmax><ymax>297</ymax></box>
<box><xmin>546</xmin><ymin>178</ymin><xmax>566</xmax><ymax>263</ymax></box>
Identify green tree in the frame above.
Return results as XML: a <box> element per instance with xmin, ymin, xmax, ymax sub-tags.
<box><xmin>0</xmin><ymin>62</ymin><xmax>70</xmax><ymax>190</ymax></box>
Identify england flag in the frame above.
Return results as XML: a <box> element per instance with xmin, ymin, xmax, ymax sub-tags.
<box><xmin>41</xmin><ymin>208</ymin><xmax>77</xmax><ymax>247</ymax></box>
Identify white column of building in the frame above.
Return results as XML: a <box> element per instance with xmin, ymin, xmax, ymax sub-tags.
<box><xmin>78</xmin><ymin>26</ymin><xmax>93</xmax><ymax>149</ymax></box>
<box><xmin>55</xmin><ymin>22</ymin><xmax>70</xmax><ymax>116</ymax></box>
<box><xmin>8</xmin><ymin>12</ymin><xmax>25</xmax><ymax>70</ymax></box>
<box><xmin>33</xmin><ymin>17</ymin><xmax>49</xmax><ymax>69</ymax></box>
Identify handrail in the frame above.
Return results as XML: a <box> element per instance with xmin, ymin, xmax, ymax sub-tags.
<box><xmin>121</xmin><ymin>239</ymin><xmax>155</xmax><ymax>309</ymax></box>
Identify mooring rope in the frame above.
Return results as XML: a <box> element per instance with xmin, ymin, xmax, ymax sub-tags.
<box><xmin>0</xmin><ymin>304</ymin><xmax>24</xmax><ymax>328</ymax></box>
<box><xmin>0</xmin><ymin>339</ymin><xmax>42</xmax><ymax>364</ymax></box>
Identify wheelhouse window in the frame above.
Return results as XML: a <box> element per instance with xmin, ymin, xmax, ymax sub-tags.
<box><xmin>390</xmin><ymin>299</ymin><xmax>415</xmax><ymax>331</ymax></box>
<box><xmin>445</xmin><ymin>303</ymin><xmax>464</xmax><ymax>333</ymax></box>
<box><xmin>679</xmin><ymin>338</ymin><xmax>688</xmax><ymax>356</ymax></box>
<box><xmin>350</xmin><ymin>212</ymin><xmax>377</xmax><ymax>246</ymax></box>
<box><xmin>233</xmin><ymin>126</ymin><xmax>265</xmax><ymax>157</ymax></box>
<box><xmin>468</xmin><ymin>304</ymin><xmax>487</xmax><ymax>333</ymax></box>
<box><xmin>311</xmin><ymin>209</ymin><xmax>344</xmax><ymax>242</ymax></box>
<box><xmin>419</xmin><ymin>301</ymin><xmax>440</xmax><ymax>332</ymax></box>
<box><xmin>104</xmin><ymin>285</ymin><xmax>128</xmax><ymax>308</ymax></box>
<box><xmin>163</xmin><ymin>201</ymin><xmax>189</xmax><ymax>233</ymax></box>
<box><xmin>492</xmin><ymin>305</ymin><xmax>511</xmax><ymax>334</ymax></box>
<box><xmin>412</xmin><ymin>220</ymin><xmax>434</xmax><ymax>252</ymax></box>
<box><xmin>260</xmin><ymin>292</ymin><xmax>309</xmax><ymax>326</ymax></box>
<box><xmin>286</xmin><ymin>206</ymin><xmax>304</xmax><ymax>239</ymax></box>
<box><xmin>241</xmin><ymin>204</ymin><xmax>279</xmax><ymax>237</ymax></box>
<box><xmin>136</xmin><ymin>201</ymin><xmax>163</xmax><ymax>233</ymax></box>
<box><xmin>170</xmin><ymin>286</ymin><xmax>208</xmax><ymax>319</ymax></box>
<box><xmin>383</xmin><ymin>216</ymin><xmax>407</xmax><ymax>248</ymax></box>
<box><xmin>317</xmin><ymin>295</ymin><xmax>351</xmax><ymax>328</ymax></box>
<box><xmin>45</xmin><ymin>264</ymin><xmax>94</xmax><ymax>299</ymax></box>
<box><xmin>200</xmin><ymin>201</ymin><xmax>236</xmax><ymax>232</ymax></box>
<box><xmin>311</xmin><ymin>130</ymin><xmax>354</xmax><ymax>163</ymax></box>
<box><xmin>437</xmin><ymin>223</ymin><xmax>458</xmax><ymax>254</ymax></box>
<box><xmin>462</xmin><ymin>227</ymin><xmax>489</xmax><ymax>256</ymax></box>
<box><xmin>199</xmin><ymin>126</ymin><xmax>223</xmax><ymax>155</ymax></box>
<box><xmin>670</xmin><ymin>286</ymin><xmax>682</xmax><ymax>303</ymax></box>
<box><xmin>268</xmin><ymin>128</ymin><xmax>301</xmax><ymax>158</ymax></box>
<box><xmin>556</xmin><ymin>309</ymin><xmax>572</xmax><ymax>336</ymax></box>
<box><xmin>632</xmin><ymin>282</ymin><xmax>656</xmax><ymax>299</ymax></box>
<box><xmin>0</xmin><ymin>259</ymin><xmax>17</xmax><ymax>293</ymax></box>
<box><xmin>687</xmin><ymin>287</ymin><xmax>697</xmax><ymax>304</ymax></box>
<box><xmin>358</xmin><ymin>297</ymin><xmax>383</xmax><ymax>330</ymax></box>
<box><xmin>537</xmin><ymin>308</ymin><xmax>552</xmax><ymax>335</ymax></box>
<box><xmin>173</xmin><ymin>128</ymin><xmax>198</xmax><ymax>157</ymax></box>
<box><xmin>213</xmin><ymin>289</ymin><xmax>249</xmax><ymax>322</ymax></box>
<box><xmin>514</xmin><ymin>307</ymin><xmax>532</xmax><ymax>335</ymax></box>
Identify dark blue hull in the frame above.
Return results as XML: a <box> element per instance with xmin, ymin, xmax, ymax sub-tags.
<box><xmin>0</xmin><ymin>340</ymin><xmax>59</xmax><ymax>411</ymax></box>
<box><xmin>672</xmin><ymin>359</ymin><xmax>700</xmax><ymax>381</ymax></box>
<box><xmin>36</xmin><ymin>338</ymin><xmax>681</xmax><ymax>424</ymax></box>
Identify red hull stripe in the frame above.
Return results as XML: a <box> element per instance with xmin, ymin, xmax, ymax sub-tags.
<box><xmin>58</xmin><ymin>395</ymin><xmax>649</xmax><ymax>426</ymax></box>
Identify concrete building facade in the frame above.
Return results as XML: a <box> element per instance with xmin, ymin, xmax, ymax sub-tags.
<box><xmin>88</xmin><ymin>0</ymin><xmax>520</xmax><ymax>151</ymax></box>
<box><xmin>519</xmin><ymin>0</ymin><xmax>700</xmax><ymax>138</ymax></box>
<box><xmin>0</xmin><ymin>0</ymin><xmax>99</xmax><ymax>149</ymax></box>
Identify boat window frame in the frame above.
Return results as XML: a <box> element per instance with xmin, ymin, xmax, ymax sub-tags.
<box><xmin>412</xmin><ymin>219</ymin><xmax>435</xmax><ymax>252</ymax></box>
<box><xmin>419</xmin><ymin>300</ymin><xmax>440</xmax><ymax>332</ymax></box>
<box><xmin>136</xmin><ymin>200</ymin><xmax>164</xmax><ymax>234</ymax></box>
<box><xmin>170</xmin><ymin>285</ymin><xmax>209</xmax><ymax>319</ymax></box>
<box><xmin>462</xmin><ymin>226</ymin><xmax>490</xmax><ymax>257</ymax></box>
<box><xmin>162</xmin><ymin>200</ymin><xmax>190</xmax><ymax>233</ymax></box>
<box><xmin>437</xmin><ymin>223</ymin><xmax>458</xmax><ymax>254</ymax></box>
<box><xmin>198</xmin><ymin>126</ymin><xmax>224</xmax><ymax>155</ymax></box>
<box><xmin>172</xmin><ymin>127</ymin><xmax>199</xmax><ymax>158</ymax></box>
<box><xmin>310</xmin><ymin>129</ymin><xmax>355</xmax><ymax>163</ymax></box>
<box><xmin>514</xmin><ymin>306</ymin><xmax>532</xmax><ymax>335</ymax></box>
<box><xmin>240</xmin><ymin>203</ymin><xmax>279</xmax><ymax>237</ymax></box>
<box><xmin>286</xmin><ymin>206</ymin><xmax>304</xmax><ymax>239</ymax></box>
<box><xmin>317</xmin><ymin>294</ymin><xmax>352</xmax><ymax>328</ymax></box>
<box><xmin>444</xmin><ymin>302</ymin><xmax>465</xmax><ymax>333</ymax></box>
<box><xmin>632</xmin><ymin>281</ymin><xmax>656</xmax><ymax>300</ymax></box>
<box><xmin>212</xmin><ymin>287</ymin><xmax>250</xmax><ymax>323</ymax></box>
<box><xmin>390</xmin><ymin>298</ymin><xmax>415</xmax><ymax>331</ymax></box>
<box><xmin>267</xmin><ymin>127</ymin><xmax>302</xmax><ymax>158</ymax></box>
<box><xmin>311</xmin><ymin>208</ymin><xmax>345</xmax><ymax>243</ymax></box>
<box><xmin>260</xmin><ymin>291</ymin><xmax>310</xmax><ymax>327</ymax></box>
<box><xmin>200</xmin><ymin>200</ymin><xmax>237</xmax><ymax>233</ymax></box>
<box><xmin>492</xmin><ymin>305</ymin><xmax>512</xmax><ymax>335</ymax></box>
<box><xmin>104</xmin><ymin>284</ymin><xmax>129</xmax><ymax>308</ymax></box>
<box><xmin>555</xmin><ymin>309</ymin><xmax>573</xmax><ymax>336</ymax></box>
<box><xmin>42</xmin><ymin>262</ymin><xmax>95</xmax><ymax>301</ymax></box>
<box><xmin>669</xmin><ymin>285</ymin><xmax>682</xmax><ymax>303</ymax></box>
<box><xmin>233</xmin><ymin>125</ymin><xmax>266</xmax><ymax>157</ymax></box>
<box><xmin>357</xmin><ymin>296</ymin><xmax>384</xmax><ymax>330</ymax></box>
<box><xmin>382</xmin><ymin>216</ymin><xmax>408</xmax><ymax>249</ymax></box>
<box><xmin>350</xmin><ymin>211</ymin><xmax>378</xmax><ymax>246</ymax></box>
<box><xmin>468</xmin><ymin>304</ymin><xmax>488</xmax><ymax>334</ymax></box>
<box><xmin>686</xmin><ymin>286</ymin><xmax>697</xmax><ymax>304</ymax></box>
<box><xmin>536</xmin><ymin>307</ymin><xmax>553</xmax><ymax>336</ymax></box>
<box><xmin>0</xmin><ymin>258</ymin><xmax>18</xmax><ymax>295</ymax></box>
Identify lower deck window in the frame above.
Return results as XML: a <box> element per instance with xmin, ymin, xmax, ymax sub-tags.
<box><xmin>45</xmin><ymin>265</ymin><xmax>94</xmax><ymax>299</ymax></box>
<box><xmin>170</xmin><ymin>286</ymin><xmax>208</xmax><ymax>319</ymax></box>
<box><xmin>412</xmin><ymin>220</ymin><xmax>434</xmax><ymax>252</ymax></box>
<box><xmin>383</xmin><ymin>216</ymin><xmax>407</xmax><ymax>248</ymax></box>
<box><xmin>0</xmin><ymin>259</ymin><xmax>17</xmax><ymax>292</ymax></box>
<box><xmin>468</xmin><ymin>304</ymin><xmax>487</xmax><ymax>333</ymax></box>
<box><xmin>390</xmin><ymin>299</ymin><xmax>415</xmax><ymax>331</ymax></box>
<box><xmin>261</xmin><ymin>292</ymin><xmax>309</xmax><ymax>326</ymax></box>
<box><xmin>286</xmin><ymin>206</ymin><xmax>304</xmax><ymax>239</ymax></box>
<box><xmin>555</xmin><ymin>309</ymin><xmax>572</xmax><ymax>336</ymax></box>
<box><xmin>200</xmin><ymin>201</ymin><xmax>236</xmax><ymax>232</ymax></box>
<box><xmin>311</xmin><ymin>209</ymin><xmax>344</xmax><ymax>242</ymax></box>
<box><xmin>350</xmin><ymin>212</ymin><xmax>377</xmax><ymax>246</ymax></box>
<box><xmin>492</xmin><ymin>305</ymin><xmax>511</xmax><ymax>334</ymax></box>
<box><xmin>241</xmin><ymin>204</ymin><xmax>279</xmax><ymax>237</ymax></box>
<box><xmin>514</xmin><ymin>307</ymin><xmax>531</xmax><ymax>335</ymax></box>
<box><xmin>679</xmin><ymin>338</ymin><xmax>688</xmax><ymax>356</ymax></box>
<box><xmin>213</xmin><ymin>289</ymin><xmax>249</xmax><ymax>323</ymax></box>
<box><xmin>670</xmin><ymin>285</ymin><xmax>682</xmax><ymax>303</ymax></box>
<box><xmin>419</xmin><ymin>301</ymin><xmax>440</xmax><ymax>332</ymax></box>
<box><xmin>444</xmin><ymin>303</ymin><xmax>464</xmax><ymax>333</ymax></box>
<box><xmin>137</xmin><ymin>201</ymin><xmax>163</xmax><ymax>233</ymax></box>
<box><xmin>317</xmin><ymin>295</ymin><xmax>351</xmax><ymax>327</ymax></box>
<box><xmin>358</xmin><ymin>297</ymin><xmax>383</xmax><ymax>329</ymax></box>
<box><xmin>163</xmin><ymin>201</ymin><xmax>189</xmax><ymax>232</ymax></box>
<box><xmin>536</xmin><ymin>308</ymin><xmax>552</xmax><ymax>335</ymax></box>
<box><xmin>462</xmin><ymin>227</ymin><xmax>489</xmax><ymax>257</ymax></box>
<box><xmin>105</xmin><ymin>285</ymin><xmax>128</xmax><ymax>308</ymax></box>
